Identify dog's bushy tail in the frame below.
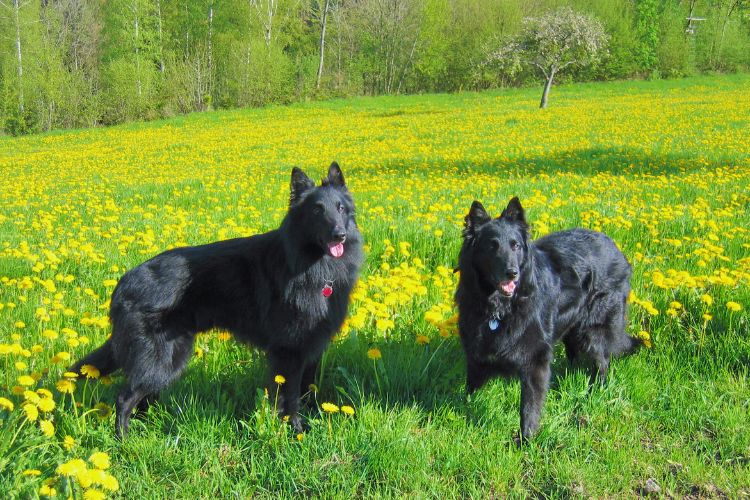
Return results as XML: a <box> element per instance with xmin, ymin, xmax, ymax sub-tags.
<box><xmin>69</xmin><ymin>340</ymin><xmax>119</xmax><ymax>376</ymax></box>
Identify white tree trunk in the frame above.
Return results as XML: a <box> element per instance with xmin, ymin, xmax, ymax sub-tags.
<box><xmin>208</xmin><ymin>2</ymin><xmax>214</xmax><ymax>74</ymax></box>
<box><xmin>134</xmin><ymin>5</ymin><xmax>142</xmax><ymax>97</ymax></box>
<box><xmin>316</xmin><ymin>0</ymin><xmax>331</xmax><ymax>89</ymax></box>
<box><xmin>13</xmin><ymin>0</ymin><xmax>24</xmax><ymax>114</ymax></box>
<box><xmin>540</xmin><ymin>72</ymin><xmax>555</xmax><ymax>109</ymax></box>
<box><xmin>250</xmin><ymin>0</ymin><xmax>276</xmax><ymax>48</ymax></box>
<box><xmin>156</xmin><ymin>0</ymin><xmax>164</xmax><ymax>72</ymax></box>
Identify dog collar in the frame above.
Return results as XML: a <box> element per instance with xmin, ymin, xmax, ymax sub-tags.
<box><xmin>322</xmin><ymin>279</ymin><xmax>334</xmax><ymax>297</ymax></box>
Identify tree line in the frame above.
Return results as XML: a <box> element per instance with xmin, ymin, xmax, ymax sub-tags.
<box><xmin>1</xmin><ymin>0</ymin><xmax>748</xmax><ymax>135</ymax></box>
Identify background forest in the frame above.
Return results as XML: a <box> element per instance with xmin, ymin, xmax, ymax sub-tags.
<box><xmin>1</xmin><ymin>0</ymin><xmax>749</xmax><ymax>135</ymax></box>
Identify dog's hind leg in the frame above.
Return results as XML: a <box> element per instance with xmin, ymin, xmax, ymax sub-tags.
<box><xmin>115</xmin><ymin>330</ymin><xmax>195</xmax><ymax>438</ymax></box>
<box><xmin>562</xmin><ymin>331</ymin><xmax>585</xmax><ymax>364</ymax></box>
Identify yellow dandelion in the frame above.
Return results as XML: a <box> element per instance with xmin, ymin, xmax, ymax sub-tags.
<box><xmin>415</xmin><ymin>335</ymin><xmax>430</xmax><ymax>345</ymax></box>
<box><xmin>0</xmin><ymin>397</ymin><xmax>14</xmax><ymax>412</ymax></box>
<box><xmin>77</xmin><ymin>468</ymin><xmax>95</xmax><ymax>488</ymax></box>
<box><xmin>22</xmin><ymin>469</ymin><xmax>42</xmax><ymax>476</ymax></box>
<box><xmin>24</xmin><ymin>390</ymin><xmax>41</xmax><ymax>404</ymax></box>
<box><xmin>37</xmin><ymin>388</ymin><xmax>53</xmax><ymax>398</ymax></box>
<box><xmin>726</xmin><ymin>301</ymin><xmax>742</xmax><ymax>312</ymax></box>
<box><xmin>703</xmin><ymin>313</ymin><xmax>713</xmax><ymax>322</ymax></box>
<box><xmin>83</xmin><ymin>489</ymin><xmax>106</xmax><ymax>500</ymax></box>
<box><xmin>274</xmin><ymin>374</ymin><xmax>286</xmax><ymax>385</ymax></box>
<box><xmin>23</xmin><ymin>403</ymin><xmax>39</xmax><ymax>421</ymax></box>
<box><xmin>42</xmin><ymin>329</ymin><xmax>59</xmax><ymax>340</ymax></box>
<box><xmin>367</xmin><ymin>348</ymin><xmax>382</xmax><ymax>360</ymax></box>
<box><xmin>39</xmin><ymin>484</ymin><xmax>57</xmax><ymax>497</ymax></box>
<box><xmin>637</xmin><ymin>331</ymin><xmax>652</xmax><ymax>349</ymax></box>
<box><xmin>56</xmin><ymin>379</ymin><xmax>76</xmax><ymax>394</ymax></box>
<box><xmin>341</xmin><ymin>405</ymin><xmax>355</xmax><ymax>416</ymax></box>
<box><xmin>37</xmin><ymin>397</ymin><xmax>56</xmax><ymax>413</ymax></box>
<box><xmin>700</xmin><ymin>294</ymin><xmax>713</xmax><ymax>306</ymax></box>
<box><xmin>321</xmin><ymin>402</ymin><xmax>339</xmax><ymax>414</ymax></box>
<box><xmin>100</xmin><ymin>472</ymin><xmax>119</xmax><ymax>491</ymax></box>
<box><xmin>63</xmin><ymin>435</ymin><xmax>76</xmax><ymax>450</ymax></box>
<box><xmin>56</xmin><ymin>458</ymin><xmax>87</xmax><ymax>477</ymax></box>
<box><xmin>89</xmin><ymin>451</ymin><xmax>111</xmax><ymax>470</ymax></box>
<box><xmin>296</xmin><ymin>433</ymin><xmax>304</xmax><ymax>441</ymax></box>
<box><xmin>18</xmin><ymin>375</ymin><xmax>36</xmax><ymax>387</ymax></box>
<box><xmin>39</xmin><ymin>419</ymin><xmax>55</xmax><ymax>437</ymax></box>
<box><xmin>80</xmin><ymin>364</ymin><xmax>101</xmax><ymax>379</ymax></box>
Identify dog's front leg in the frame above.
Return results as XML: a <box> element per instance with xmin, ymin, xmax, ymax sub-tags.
<box><xmin>519</xmin><ymin>351</ymin><xmax>552</xmax><ymax>440</ymax></box>
<box><xmin>466</xmin><ymin>359</ymin><xmax>493</xmax><ymax>394</ymax></box>
<box><xmin>268</xmin><ymin>350</ymin><xmax>305</xmax><ymax>433</ymax></box>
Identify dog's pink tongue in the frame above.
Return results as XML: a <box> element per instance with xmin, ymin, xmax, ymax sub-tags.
<box><xmin>328</xmin><ymin>242</ymin><xmax>345</xmax><ymax>258</ymax></box>
<box><xmin>501</xmin><ymin>280</ymin><xmax>516</xmax><ymax>294</ymax></box>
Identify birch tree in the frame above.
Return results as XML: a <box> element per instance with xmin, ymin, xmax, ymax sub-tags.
<box><xmin>250</xmin><ymin>0</ymin><xmax>278</xmax><ymax>48</ymax></box>
<box><xmin>488</xmin><ymin>7</ymin><xmax>609</xmax><ymax>108</ymax></box>
<box><xmin>0</xmin><ymin>0</ymin><xmax>32</xmax><ymax>115</ymax></box>
<box><xmin>314</xmin><ymin>0</ymin><xmax>333</xmax><ymax>88</ymax></box>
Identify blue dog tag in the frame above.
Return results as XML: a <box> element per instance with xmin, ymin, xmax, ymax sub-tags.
<box><xmin>489</xmin><ymin>318</ymin><xmax>500</xmax><ymax>331</ymax></box>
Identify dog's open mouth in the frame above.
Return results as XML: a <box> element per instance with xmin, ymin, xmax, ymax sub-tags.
<box><xmin>499</xmin><ymin>280</ymin><xmax>517</xmax><ymax>297</ymax></box>
<box><xmin>328</xmin><ymin>239</ymin><xmax>345</xmax><ymax>258</ymax></box>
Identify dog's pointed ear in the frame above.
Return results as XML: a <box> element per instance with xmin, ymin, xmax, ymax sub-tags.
<box><xmin>322</xmin><ymin>161</ymin><xmax>345</xmax><ymax>188</ymax></box>
<box><xmin>290</xmin><ymin>167</ymin><xmax>315</xmax><ymax>204</ymax></box>
<box><xmin>464</xmin><ymin>201</ymin><xmax>491</xmax><ymax>239</ymax></box>
<box><xmin>500</xmin><ymin>197</ymin><xmax>526</xmax><ymax>224</ymax></box>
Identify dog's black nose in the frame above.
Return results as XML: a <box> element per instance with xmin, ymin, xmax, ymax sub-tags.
<box><xmin>507</xmin><ymin>269</ymin><xmax>519</xmax><ymax>280</ymax></box>
<box><xmin>332</xmin><ymin>228</ymin><xmax>347</xmax><ymax>242</ymax></box>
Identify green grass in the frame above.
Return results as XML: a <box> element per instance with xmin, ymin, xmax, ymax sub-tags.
<box><xmin>0</xmin><ymin>74</ymin><xmax>749</xmax><ymax>498</ymax></box>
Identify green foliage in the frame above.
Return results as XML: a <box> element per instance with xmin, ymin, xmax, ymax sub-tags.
<box><xmin>635</xmin><ymin>0</ymin><xmax>660</xmax><ymax>73</ymax></box>
<box><xmin>1</xmin><ymin>0</ymin><xmax>750</xmax><ymax>134</ymax></box>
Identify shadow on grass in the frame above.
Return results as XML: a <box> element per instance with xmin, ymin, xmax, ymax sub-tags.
<box><xmin>89</xmin><ymin>331</ymin><xmax>607</xmax><ymax>443</ymax></box>
<box><xmin>349</xmin><ymin>146</ymin><xmax>746</xmax><ymax>178</ymax></box>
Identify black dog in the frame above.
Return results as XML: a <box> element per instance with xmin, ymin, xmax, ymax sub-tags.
<box><xmin>455</xmin><ymin>197</ymin><xmax>641</xmax><ymax>439</ymax></box>
<box><xmin>71</xmin><ymin>162</ymin><xmax>363</xmax><ymax>437</ymax></box>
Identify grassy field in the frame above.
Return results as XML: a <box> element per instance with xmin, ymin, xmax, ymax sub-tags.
<box><xmin>1</xmin><ymin>74</ymin><xmax>749</xmax><ymax>498</ymax></box>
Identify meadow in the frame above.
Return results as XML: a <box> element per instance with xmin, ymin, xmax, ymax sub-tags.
<box><xmin>0</xmin><ymin>74</ymin><xmax>749</xmax><ymax>498</ymax></box>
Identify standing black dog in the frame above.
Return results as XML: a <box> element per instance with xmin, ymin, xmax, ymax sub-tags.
<box><xmin>71</xmin><ymin>162</ymin><xmax>363</xmax><ymax>437</ymax></box>
<box><xmin>455</xmin><ymin>197</ymin><xmax>641</xmax><ymax>440</ymax></box>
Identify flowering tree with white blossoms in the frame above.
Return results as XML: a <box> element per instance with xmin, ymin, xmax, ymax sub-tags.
<box><xmin>489</xmin><ymin>7</ymin><xmax>609</xmax><ymax>108</ymax></box>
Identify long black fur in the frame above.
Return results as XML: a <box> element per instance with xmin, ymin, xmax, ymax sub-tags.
<box><xmin>455</xmin><ymin>197</ymin><xmax>642</xmax><ymax>440</ymax></box>
<box><xmin>70</xmin><ymin>162</ymin><xmax>363</xmax><ymax>437</ymax></box>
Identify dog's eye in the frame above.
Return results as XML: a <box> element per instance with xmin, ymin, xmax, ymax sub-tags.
<box><xmin>510</xmin><ymin>241</ymin><xmax>520</xmax><ymax>251</ymax></box>
<box><xmin>488</xmin><ymin>240</ymin><xmax>500</xmax><ymax>251</ymax></box>
<box><xmin>337</xmin><ymin>202</ymin><xmax>345</xmax><ymax>213</ymax></box>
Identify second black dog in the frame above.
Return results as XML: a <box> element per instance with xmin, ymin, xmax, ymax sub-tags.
<box><xmin>71</xmin><ymin>162</ymin><xmax>363</xmax><ymax>437</ymax></box>
<box><xmin>455</xmin><ymin>197</ymin><xmax>641</xmax><ymax>439</ymax></box>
